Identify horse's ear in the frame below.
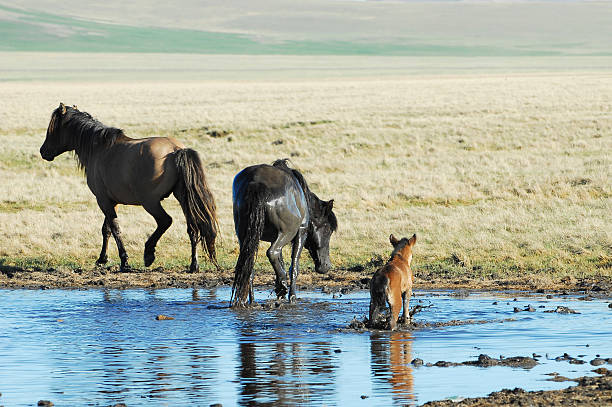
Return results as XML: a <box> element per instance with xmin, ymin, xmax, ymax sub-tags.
<box><xmin>72</xmin><ymin>105</ymin><xmax>78</xmax><ymax>110</ymax></box>
<box><xmin>60</xmin><ymin>102</ymin><xmax>67</xmax><ymax>114</ymax></box>
<box><xmin>408</xmin><ymin>233</ymin><xmax>417</xmax><ymax>246</ymax></box>
<box><xmin>390</xmin><ymin>234</ymin><xmax>399</xmax><ymax>246</ymax></box>
<box><xmin>326</xmin><ymin>199</ymin><xmax>334</xmax><ymax>213</ymax></box>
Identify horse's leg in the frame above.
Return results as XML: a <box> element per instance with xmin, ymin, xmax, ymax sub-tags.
<box><xmin>389</xmin><ymin>290</ymin><xmax>402</xmax><ymax>331</ymax></box>
<box><xmin>187</xmin><ymin>226</ymin><xmax>199</xmax><ymax>273</ymax></box>
<box><xmin>97</xmin><ymin>198</ymin><xmax>129</xmax><ymax>272</ymax></box>
<box><xmin>96</xmin><ymin>218</ymin><xmax>111</xmax><ymax>266</ymax></box>
<box><xmin>399</xmin><ymin>288</ymin><xmax>412</xmax><ymax>324</ymax></box>
<box><xmin>287</xmin><ymin>228</ymin><xmax>307</xmax><ymax>303</ymax></box>
<box><xmin>142</xmin><ymin>201</ymin><xmax>172</xmax><ymax>268</ymax></box>
<box><xmin>266</xmin><ymin>233</ymin><xmax>293</xmax><ymax>299</ymax></box>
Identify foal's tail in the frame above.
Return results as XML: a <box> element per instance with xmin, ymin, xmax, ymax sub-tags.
<box><xmin>174</xmin><ymin>148</ymin><xmax>219</xmax><ymax>266</ymax></box>
<box><xmin>369</xmin><ymin>272</ymin><xmax>388</xmax><ymax>328</ymax></box>
<box><xmin>231</xmin><ymin>184</ymin><xmax>267</xmax><ymax>307</ymax></box>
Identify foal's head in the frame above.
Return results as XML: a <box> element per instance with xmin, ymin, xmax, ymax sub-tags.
<box><xmin>40</xmin><ymin>102</ymin><xmax>78</xmax><ymax>161</ymax></box>
<box><xmin>389</xmin><ymin>233</ymin><xmax>417</xmax><ymax>266</ymax></box>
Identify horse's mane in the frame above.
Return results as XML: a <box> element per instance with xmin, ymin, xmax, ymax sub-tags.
<box><xmin>53</xmin><ymin>106</ymin><xmax>125</xmax><ymax>171</ymax></box>
<box><xmin>272</xmin><ymin>159</ymin><xmax>337</xmax><ymax>231</ymax></box>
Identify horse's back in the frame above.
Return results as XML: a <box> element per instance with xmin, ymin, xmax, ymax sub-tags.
<box><xmin>91</xmin><ymin>136</ymin><xmax>184</xmax><ymax>204</ymax></box>
<box><xmin>233</xmin><ymin>164</ymin><xmax>308</xmax><ymax>241</ymax></box>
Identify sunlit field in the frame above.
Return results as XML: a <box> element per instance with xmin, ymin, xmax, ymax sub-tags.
<box><xmin>1</xmin><ymin>56</ymin><xmax>611</xmax><ymax>287</ymax></box>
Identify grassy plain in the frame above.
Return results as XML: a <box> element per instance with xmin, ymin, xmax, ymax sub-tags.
<box><xmin>0</xmin><ymin>54</ymin><xmax>611</xmax><ymax>289</ymax></box>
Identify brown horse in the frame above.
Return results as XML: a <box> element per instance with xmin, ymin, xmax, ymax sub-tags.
<box><xmin>40</xmin><ymin>103</ymin><xmax>218</xmax><ymax>273</ymax></box>
<box><xmin>369</xmin><ymin>234</ymin><xmax>417</xmax><ymax>330</ymax></box>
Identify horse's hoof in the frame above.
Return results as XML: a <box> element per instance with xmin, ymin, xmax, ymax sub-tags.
<box><xmin>144</xmin><ymin>252</ymin><xmax>155</xmax><ymax>267</ymax></box>
<box><xmin>189</xmin><ymin>263</ymin><xmax>199</xmax><ymax>273</ymax></box>
<box><xmin>95</xmin><ymin>255</ymin><xmax>108</xmax><ymax>266</ymax></box>
<box><xmin>119</xmin><ymin>265</ymin><xmax>131</xmax><ymax>273</ymax></box>
<box><xmin>288</xmin><ymin>294</ymin><xmax>297</xmax><ymax>303</ymax></box>
<box><xmin>275</xmin><ymin>283</ymin><xmax>288</xmax><ymax>299</ymax></box>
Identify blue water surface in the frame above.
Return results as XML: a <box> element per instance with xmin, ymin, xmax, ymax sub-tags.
<box><xmin>0</xmin><ymin>287</ymin><xmax>610</xmax><ymax>406</ymax></box>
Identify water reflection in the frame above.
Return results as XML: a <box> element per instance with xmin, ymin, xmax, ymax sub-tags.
<box><xmin>371</xmin><ymin>331</ymin><xmax>415</xmax><ymax>405</ymax></box>
<box><xmin>236</xmin><ymin>319</ymin><xmax>339</xmax><ymax>405</ymax></box>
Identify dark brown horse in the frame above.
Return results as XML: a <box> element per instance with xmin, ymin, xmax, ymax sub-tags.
<box><xmin>231</xmin><ymin>159</ymin><xmax>337</xmax><ymax>307</ymax></box>
<box><xmin>40</xmin><ymin>103</ymin><xmax>218</xmax><ymax>272</ymax></box>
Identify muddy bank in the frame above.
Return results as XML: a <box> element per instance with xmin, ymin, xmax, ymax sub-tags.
<box><xmin>422</xmin><ymin>368</ymin><xmax>612</xmax><ymax>407</ymax></box>
<box><xmin>0</xmin><ymin>265</ymin><xmax>611</xmax><ymax>296</ymax></box>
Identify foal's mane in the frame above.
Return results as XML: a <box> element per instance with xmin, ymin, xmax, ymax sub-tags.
<box><xmin>52</xmin><ymin>106</ymin><xmax>125</xmax><ymax>170</ymax></box>
<box><xmin>272</xmin><ymin>159</ymin><xmax>337</xmax><ymax>231</ymax></box>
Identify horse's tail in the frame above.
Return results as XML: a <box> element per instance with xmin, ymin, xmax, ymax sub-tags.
<box><xmin>231</xmin><ymin>184</ymin><xmax>267</xmax><ymax>307</ymax></box>
<box><xmin>174</xmin><ymin>148</ymin><xmax>219</xmax><ymax>266</ymax></box>
<box><xmin>369</xmin><ymin>271</ymin><xmax>388</xmax><ymax>328</ymax></box>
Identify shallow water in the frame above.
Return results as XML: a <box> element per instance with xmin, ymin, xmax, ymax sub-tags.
<box><xmin>0</xmin><ymin>288</ymin><xmax>610</xmax><ymax>406</ymax></box>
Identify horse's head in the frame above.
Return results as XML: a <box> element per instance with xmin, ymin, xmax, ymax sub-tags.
<box><xmin>390</xmin><ymin>233</ymin><xmax>417</xmax><ymax>266</ymax></box>
<box><xmin>306</xmin><ymin>199</ymin><xmax>337</xmax><ymax>274</ymax></box>
<box><xmin>40</xmin><ymin>102</ymin><xmax>76</xmax><ymax>161</ymax></box>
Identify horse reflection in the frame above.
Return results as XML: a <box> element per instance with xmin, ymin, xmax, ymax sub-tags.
<box><xmin>370</xmin><ymin>331</ymin><xmax>415</xmax><ymax>404</ymax></box>
<box><xmin>237</xmin><ymin>330</ymin><xmax>338</xmax><ymax>405</ymax></box>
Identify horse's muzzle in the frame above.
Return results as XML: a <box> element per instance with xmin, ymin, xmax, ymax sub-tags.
<box><xmin>40</xmin><ymin>147</ymin><xmax>55</xmax><ymax>161</ymax></box>
<box><xmin>315</xmin><ymin>262</ymin><xmax>331</xmax><ymax>274</ymax></box>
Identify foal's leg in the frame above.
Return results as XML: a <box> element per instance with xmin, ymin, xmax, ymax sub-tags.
<box><xmin>287</xmin><ymin>228</ymin><xmax>307</xmax><ymax>302</ymax></box>
<box><xmin>399</xmin><ymin>288</ymin><xmax>412</xmax><ymax>325</ymax></box>
<box><xmin>142</xmin><ymin>201</ymin><xmax>173</xmax><ymax>268</ymax></box>
<box><xmin>389</xmin><ymin>290</ymin><xmax>402</xmax><ymax>331</ymax></box>
<box><xmin>96</xmin><ymin>218</ymin><xmax>111</xmax><ymax>266</ymax></box>
<box><xmin>97</xmin><ymin>199</ymin><xmax>129</xmax><ymax>272</ymax></box>
<box><xmin>267</xmin><ymin>232</ymin><xmax>293</xmax><ymax>299</ymax></box>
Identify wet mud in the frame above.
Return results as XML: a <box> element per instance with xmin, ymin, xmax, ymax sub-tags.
<box><xmin>344</xmin><ymin>315</ymin><xmax>518</xmax><ymax>332</ymax></box>
<box><xmin>1</xmin><ymin>265</ymin><xmax>611</xmax><ymax>296</ymax></box>
<box><xmin>423</xmin><ymin>368</ymin><xmax>612</xmax><ymax>407</ymax></box>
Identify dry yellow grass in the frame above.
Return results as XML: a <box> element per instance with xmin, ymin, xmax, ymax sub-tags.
<box><xmin>1</xmin><ymin>67</ymin><xmax>611</xmax><ymax>284</ymax></box>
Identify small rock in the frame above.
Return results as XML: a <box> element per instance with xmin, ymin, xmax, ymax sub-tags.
<box><xmin>608</xmin><ymin>303</ymin><xmax>612</xmax><ymax>309</ymax></box>
<box><xmin>525</xmin><ymin>305</ymin><xmax>536</xmax><ymax>312</ymax></box>
<box><xmin>492</xmin><ymin>301</ymin><xmax>498</xmax><ymax>305</ymax></box>
<box><xmin>334</xmin><ymin>349</ymin><xmax>342</xmax><ymax>353</ymax></box>
<box><xmin>546</xmin><ymin>295</ymin><xmax>553</xmax><ymax>299</ymax></box>
<box><xmin>544</xmin><ymin>306</ymin><xmax>580</xmax><ymax>314</ymax></box>
<box><xmin>411</xmin><ymin>358</ymin><xmax>424</xmax><ymax>367</ymax></box>
<box><xmin>591</xmin><ymin>358</ymin><xmax>606</xmax><ymax>366</ymax></box>
<box><xmin>513</xmin><ymin>307</ymin><xmax>522</xmax><ymax>313</ymax></box>
<box><xmin>155</xmin><ymin>315</ymin><xmax>174</xmax><ymax>320</ymax></box>
<box><xmin>434</xmin><ymin>361</ymin><xmax>454</xmax><ymax>367</ymax></box>
<box><xmin>569</xmin><ymin>359</ymin><xmax>586</xmax><ymax>364</ymax></box>
<box><xmin>210</xmin><ymin>404</ymin><xmax>223</xmax><ymax>407</ymax></box>
<box><xmin>360</xmin><ymin>395</ymin><xmax>369</xmax><ymax>399</ymax></box>
<box><xmin>111</xmin><ymin>404</ymin><xmax>127</xmax><ymax>407</ymax></box>
<box><xmin>38</xmin><ymin>401</ymin><xmax>53</xmax><ymax>407</ymax></box>
<box><xmin>548</xmin><ymin>375</ymin><xmax>573</xmax><ymax>382</ymax></box>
